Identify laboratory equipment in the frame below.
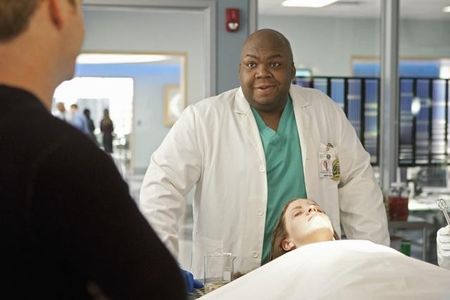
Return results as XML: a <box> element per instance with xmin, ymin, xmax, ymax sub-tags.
<box><xmin>203</xmin><ymin>252</ymin><xmax>236</xmax><ymax>293</ymax></box>
<box><xmin>388</xmin><ymin>168</ymin><xmax>409</xmax><ymax>221</ymax></box>
<box><xmin>437</xmin><ymin>198</ymin><xmax>450</xmax><ymax>226</ymax></box>
<box><xmin>388</xmin><ymin>183</ymin><xmax>409</xmax><ymax>221</ymax></box>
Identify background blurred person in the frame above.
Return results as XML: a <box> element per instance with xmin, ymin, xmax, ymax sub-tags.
<box><xmin>69</xmin><ymin>103</ymin><xmax>90</xmax><ymax>135</ymax></box>
<box><xmin>100</xmin><ymin>108</ymin><xmax>114</xmax><ymax>153</ymax></box>
<box><xmin>54</xmin><ymin>101</ymin><xmax>67</xmax><ymax>121</ymax></box>
<box><xmin>83</xmin><ymin>108</ymin><xmax>97</xmax><ymax>144</ymax></box>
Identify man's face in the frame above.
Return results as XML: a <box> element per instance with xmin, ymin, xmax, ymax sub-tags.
<box><xmin>239</xmin><ymin>33</ymin><xmax>295</xmax><ymax>113</ymax></box>
<box><xmin>284</xmin><ymin>199</ymin><xmax>333</xmax><ymax>247</ymax></box>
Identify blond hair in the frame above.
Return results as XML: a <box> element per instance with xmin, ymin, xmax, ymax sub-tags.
<box><xmin>0</xmin><ymin>0</ymin><xmax>77</xmax><ymax>42</ymax></box>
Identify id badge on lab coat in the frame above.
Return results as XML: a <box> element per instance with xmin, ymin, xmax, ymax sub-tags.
<box><xmin>319</xmin><ymin>143</ymin><xmax>340</xmax><ymax>181</ymax></box>
<box><xmin>319</xmin><ymin>153</ymin><xmax>333</xmax><ymax>178</ymax></box>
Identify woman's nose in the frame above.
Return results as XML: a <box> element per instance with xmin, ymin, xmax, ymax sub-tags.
<box><xmin>308</xmin><ymin>206</ymin><xmax>319</xmax><ymax>213</ymax></box>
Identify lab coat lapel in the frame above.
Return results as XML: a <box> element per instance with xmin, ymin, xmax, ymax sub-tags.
<box><xmin>234</xmin><ymin>88</ymin><xmax>266</xmax><ymax>168</ymax></box>
<box><xmin>290</xmin><ymin>86</ymin><xmax>317</xmax><ymax>200</ymax></box>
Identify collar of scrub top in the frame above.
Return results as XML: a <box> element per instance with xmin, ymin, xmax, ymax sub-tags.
<box><xmin>250</xmin><ymin>95</ymin><xmax>292</xmax><ymax>133</ymax></box>
<box><xmin>234</xmin><ymin>85</ymin><xmax>311</xmax><ymax>116</ymax></box>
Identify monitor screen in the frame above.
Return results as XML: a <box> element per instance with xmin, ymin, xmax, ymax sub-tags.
<box><xmin>417</xmin><ymin>167</ymin><xmax>450</xmax><ymax>195</ymax></box>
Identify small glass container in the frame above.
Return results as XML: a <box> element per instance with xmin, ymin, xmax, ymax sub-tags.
<box><xmin>388</xmin><ymin>182</ymin><xmax>410</xmax><ymax>221</ymax></box>
<box><xmin>203</xmin><ymin>252</ymin><xmax>236</xmax><ymax>294</ymax></box>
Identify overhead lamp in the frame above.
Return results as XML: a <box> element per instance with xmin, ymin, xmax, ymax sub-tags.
<box><xmin>443</xmin><ymin>6</ymin><xmax>450</xmax><ymax>13</ymax></box>
<box><xmin>411</xmin><ymin>97</ymin><xmax>421</xmax><ymax>116</ymax></box>
<box><xmin>440</xmin><ymin>65</ymin><xmax>450</xmax><ymax>79</ymax></box>
<box><xmin>76</xmin><ymin>54</ymin><xmax>170</xmax><ymax>64</ymax></box>
<box><xmin>282</xmin><ymin>0</ymin><xmax>339</xmax><ymax>8</ymax></box>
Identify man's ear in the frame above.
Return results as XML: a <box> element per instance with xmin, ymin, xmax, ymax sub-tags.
<box><xmin>281</xmin><ymin>238</ymin><xmax>296</xmax><ymax>251</ymax></box>
<box><xmin>290</xmin><ymin>63</ymin><xmax>296</xmax><ymax>81</ymax></box>
<box><xmin>48</xmin><ymin>0</ymin><xmax>65</xmax><ymax>29</ymax></box>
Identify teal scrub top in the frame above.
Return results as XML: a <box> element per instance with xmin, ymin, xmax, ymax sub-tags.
<box><xmin>251</xmin><ymin>96</ymin><xmax>307</xmax><ymax>263</ymax></box>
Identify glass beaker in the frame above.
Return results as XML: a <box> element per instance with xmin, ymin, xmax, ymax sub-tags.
<box><xmin>203</xmin><ymin>252</ymin><xmax>236</xmax><ymax>293</ymax></box>
<box><xmin>388</xmin><ymin>183</ymin><xmax>409</xmax><ymax>221</ymax></box>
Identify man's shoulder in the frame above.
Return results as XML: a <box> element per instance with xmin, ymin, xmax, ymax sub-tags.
<box><xmin>191</xmin><ymin>88</ymin><xmax>239</xmax><ymax>109</ymax></box>
<box><xmin>34</xmin><ymin>109</ymin><xmax>86</xmax><ymax>141</ymax></box>
<box><xmin>24</xmin><ymin>105</ymin><xmax>95</xmax><ymax>149</ymax></box>
<box><xmin>1</xmin><ymin>103</ymin><xmax>103</xmax><ymax>175</ymax></box>
<box><xmin>290</xmin><ymin>85</ymin><xmax>341</xmax><ymax>111</ymax></box>
<box><xmin>35</xmin><ymin>117</ymin><xmax>114</xmax><ymax>177</ymax></box>
<box><xmin>183</xmin><ymin>88</ymin><xmax>240</xmax><ymax>120</ymax></box>
<box><xmin>290</xmin><ymin>85</ymin><xmax>331</xmax><ymax>102</ymax></box>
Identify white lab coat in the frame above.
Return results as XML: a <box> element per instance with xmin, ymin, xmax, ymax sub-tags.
<box><xmin>140</xmin><ymin>85</ymin><xmax>389</xmax><ymax>278</ymax></box>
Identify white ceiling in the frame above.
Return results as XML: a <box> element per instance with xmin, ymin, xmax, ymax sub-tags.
<box><xmin>258</xmin><ymin>0</ymin><xmax>450</xmax><ymax>19</ymax></box>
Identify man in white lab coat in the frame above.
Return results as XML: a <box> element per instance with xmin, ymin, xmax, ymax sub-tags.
<box><xmin>139</xmin><ymin>29</ymin><xmax>389</xmax><ymax>285</ymax></box>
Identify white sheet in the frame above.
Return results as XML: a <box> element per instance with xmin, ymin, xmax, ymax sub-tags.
<box><xmin>200</xmin><ymin>240</ymin><xmax>450</xmax><ymax>300</ymax></box>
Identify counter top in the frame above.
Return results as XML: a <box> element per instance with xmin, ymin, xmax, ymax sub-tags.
<box><xmin>409</xmin><ymin>194</ymin><xmax>450</xmax><ymax>211</ymax></box>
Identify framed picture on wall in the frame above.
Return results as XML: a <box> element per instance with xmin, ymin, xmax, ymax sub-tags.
<box><xmin>163</xmin><ymin>84</ymin><xmax>184</xmax><ymax>127</ymax></box>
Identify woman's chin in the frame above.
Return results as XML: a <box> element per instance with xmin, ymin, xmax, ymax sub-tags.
<box><xmin>298</xmin><ymin>228</ymin><xmax>334</xmax><ymax>246</ymax></box>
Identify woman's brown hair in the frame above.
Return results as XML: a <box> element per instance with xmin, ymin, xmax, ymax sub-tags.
<box><xmin>269</xmin><ymin>201</ymin><xmax>291</xmax><ymax>261</ymax></box>
<box><xmin>269</xmin><ymin>199</ymin><xmax>340</xmax><ymax>261</ymax></box>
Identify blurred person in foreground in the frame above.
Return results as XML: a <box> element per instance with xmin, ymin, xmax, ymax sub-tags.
<box><xmin>0</xmin><ymin>0</ymin><xmax>185</xmax><ymax>299</ymax></box>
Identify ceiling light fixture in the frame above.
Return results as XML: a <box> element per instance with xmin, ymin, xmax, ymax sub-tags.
<box><xmin>282</xmin><ymin>0</ymin><xmax>340</xmax><ymax>8</ymax></box>
<box><xmin>76</xmin><ymin>54</ymin><xmax>170</xmax><ymax>64</ymax></box>
<box><xmin>443</xmin><ymin>6</ymin><xmax>450</xmax><ymax>13</ymax></box>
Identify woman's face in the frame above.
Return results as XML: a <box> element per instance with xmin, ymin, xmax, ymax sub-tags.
<box><xmin>283</xmin><ymin>199</ymin><xmax>334</xmax><ymax>249</ymax></box>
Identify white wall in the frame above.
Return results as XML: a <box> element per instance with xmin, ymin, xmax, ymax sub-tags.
<box><xmin>133</xmin><ymin>71</ymin><xmax>179</xmax><ymax>170</ymax></box>
<box><xmin>83</xmin><ymin>8</ymin><xmax>205</xmax><ymax>104</ymax></box>
<box><xmin>82</xmin><ymin>8</ymin><xmax>205</xmax><ymax>172</ymax></box>
<box><xmin>400</xmin><ymin>19</ymin><xmax>450</xmax><ymax>57</ymax></box>
<box><xmin>259</xmin><ymin>15</ymin><xmax>450</xmax><ymax>76</ymax></box>
<box><xmin>216</xmin><ymin>0</ymin><xmax>252</xmax><ymax>93</ymax></box>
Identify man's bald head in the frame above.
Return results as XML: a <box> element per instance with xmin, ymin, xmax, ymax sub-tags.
<box><xmin>241</xmin><ymin>29</ymin><xmax>294</xmax><ymax>63</ymax></box>
<box><xmin>238</xmin><ymin>29</ymin><xmax>296</xmax><ymax>115</ymax></box>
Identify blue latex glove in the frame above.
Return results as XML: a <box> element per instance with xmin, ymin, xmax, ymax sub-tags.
<box><xmin>181</xmin><ymin>269</ymin><xmax>204</xmax><ymax>293</ymax></box>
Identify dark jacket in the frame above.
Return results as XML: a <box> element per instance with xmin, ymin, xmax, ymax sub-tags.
<box><xmin>0</xmin><ymin>85</ymin><xmax>186</xmax><ymax>299</ymax></box>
